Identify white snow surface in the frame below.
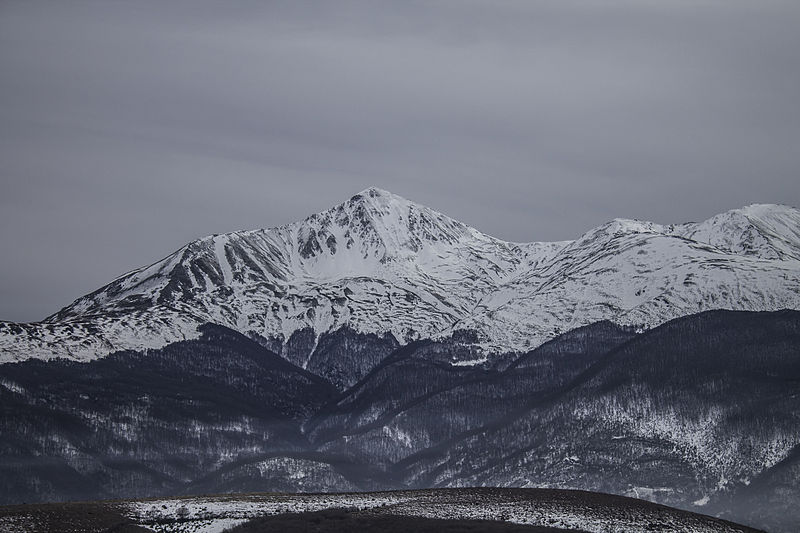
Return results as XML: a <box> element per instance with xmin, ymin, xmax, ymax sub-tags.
<box><xmin>1</xmin><ymin>188</ymin><xmax>799</xmax><ymax>364</ymax></box>
<box><xmin>121</xmin><ymin>490</ymin><xmax>750</xmax><ymax>533</ymax></box>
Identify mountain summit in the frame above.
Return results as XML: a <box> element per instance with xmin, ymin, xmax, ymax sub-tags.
<box><xmin>1</xmin><ymin>189</ymin><xmax>799</xmax><ymax>367</ymax></box>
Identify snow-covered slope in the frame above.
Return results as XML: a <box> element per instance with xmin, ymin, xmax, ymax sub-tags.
<box><xmin>1</xmin><ymin>188</ymin><xmax>798</xmax><ymax>364</ymax></box>
<box><xmin>462</xmin><ymin>205</ymin><xmax>800</xmax><ymax>352</ymax></box>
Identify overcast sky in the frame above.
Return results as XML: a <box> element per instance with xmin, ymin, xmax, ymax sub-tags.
<box><xmin>1</xmin><ymin>1</ymin><xmax>799</xmax><ymax>322</ymax></box>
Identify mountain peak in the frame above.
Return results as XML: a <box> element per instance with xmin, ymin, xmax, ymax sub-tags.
<box><xmin>344</xmin><ymin>187</ymin><xmax>412</xmax><ymax>213</ymax></box>
<box><xmin>675</xmin><ymin>203</ymin><xmax>800</xmax><ymax>260</ymax></box>
<box><xmin>288</xmin><ymin>187</ymin><xmax>483</xmax><ymax>263</ymax></box>
<box><xmin>355</xmin><ymin>186</ymin><xmax>402</xmax><ymax>199</ymax></box>
<box><xmin>339</xmin><ymin>187</ymin><xmax>414</xmax><ymax>223</ymax></box>
<box><xmin>737</xmin><ymin>202</ymin><xmax>797</xmax><ymax>215</ymax></box>
<box><xmin>692</xmin><ymin>203</ymin><xmax>799</xmax><ymax>227</ymax></box>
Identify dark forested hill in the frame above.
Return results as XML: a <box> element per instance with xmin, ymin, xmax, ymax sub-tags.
<box><xmin>0</xmin><ymin>324</ymin><xmax>338</xmax><ymax>503</ymax></box>
<box><xmin>1</xmin><ymin>310</ymin><xmax>798</xmax><ymax>532</ymax></box>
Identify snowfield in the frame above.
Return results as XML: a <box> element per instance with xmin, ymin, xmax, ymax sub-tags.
<box><xmin>1</xmin><ymin>188</ymin><xmax>798</xmax><ymax>369</ymax></box>
<box><xmin>121</xmin><ymin>489</ymin><xmax>766</xmax><ymax>533</ymax></box>
<box><xmin>0</xmin><ymin>488</ymin><xmax>760</xmax><ymax>533</ymax></box>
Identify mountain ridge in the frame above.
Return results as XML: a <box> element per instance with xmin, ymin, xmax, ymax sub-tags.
<box><xmin>1</xmin><ymin>188</ymin><xmax>798</xmax><ymax>370</ymax></box>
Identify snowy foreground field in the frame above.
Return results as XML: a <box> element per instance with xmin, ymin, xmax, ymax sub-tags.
<box><xmin>0</xmin><ymin>488</ymin><xmax>761</xmax><ymax>533</ymax></box>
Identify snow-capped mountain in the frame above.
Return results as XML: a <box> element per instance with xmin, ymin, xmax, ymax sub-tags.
<box><xmin>1</xmin><ymin>188</ymin><xmax>799</xmax><ymax>365</ymax></box>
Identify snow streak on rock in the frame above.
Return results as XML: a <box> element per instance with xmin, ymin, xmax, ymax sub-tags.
<box><xmin>1</xmin><ymin>188</ymin><xmax>799</xmax><ymax>365</ymax></box>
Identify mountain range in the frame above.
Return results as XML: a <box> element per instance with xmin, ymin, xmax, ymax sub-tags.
<box><xmin>1</xmin><ymin>188</ymin><xmax>799</xmax><ymax>532</ymax></box>
<box><xmin>1</xmin><ymin>187</ymin><xmax>799</xmax><ymax>385</ymax></box>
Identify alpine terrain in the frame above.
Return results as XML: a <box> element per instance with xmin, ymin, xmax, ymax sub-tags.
<box><xmin>1</xmin><ymin>188</ymin><xmax>799</xmax><ymax>532</ymax></box>
<box><xmin>1</xmin><ymin>187</ymin><xmax>798</xmax><ymax>381</ymax></box>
